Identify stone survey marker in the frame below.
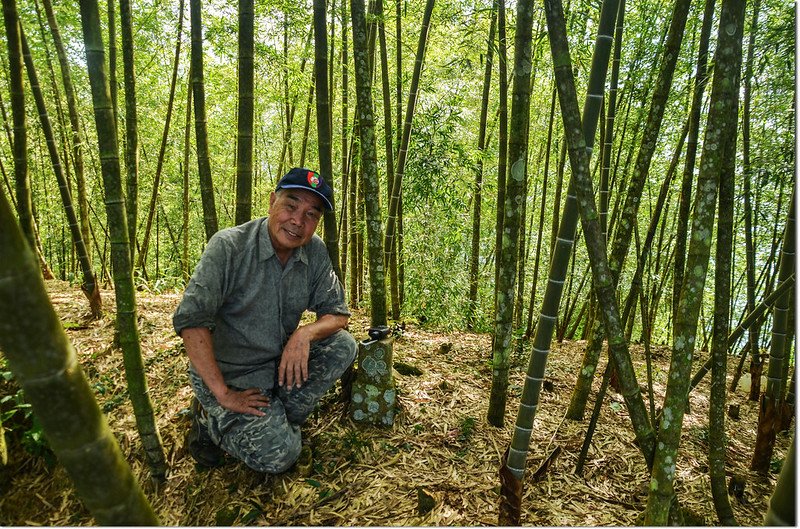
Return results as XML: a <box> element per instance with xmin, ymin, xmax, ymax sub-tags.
<box><xmin>350</xmin><ymin>330</ymin><xmax>396</xmax><ymax>426</ymax></box>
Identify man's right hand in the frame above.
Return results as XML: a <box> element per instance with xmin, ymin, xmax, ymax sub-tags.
<box><xmin>216</xmin><ymin>387</ymin><xmax>270</xmax><ymax>416</ymax></box>
<box><xmin>181</xmin><ymin>327</ymin><xmax>270</xmax><ymax>416</ymax></box>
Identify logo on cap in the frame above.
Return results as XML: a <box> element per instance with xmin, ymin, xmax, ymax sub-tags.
<box><xmin>307</xmin><ymin>171</ymin><xmax>320</xmax><ymax>188</ymax></box>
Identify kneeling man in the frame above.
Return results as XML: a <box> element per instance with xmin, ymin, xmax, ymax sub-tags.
<box><xmin>173</xmin><ymin>167</ymin><xmax>356</xmax><ymax>473</ymax></box>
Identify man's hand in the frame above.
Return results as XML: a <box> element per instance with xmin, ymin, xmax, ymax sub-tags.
<box><xmin>278</xmin><ymin>328</ymin><xmax>311</xmax><ymax>390</ymax></box>
<box><xmin>216</xmin><ymin>387</ymin><xmax>270</xmax><ymax>416</ymax></box>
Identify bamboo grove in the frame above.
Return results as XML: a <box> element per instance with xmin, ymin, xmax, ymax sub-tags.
<box><xmin>0</xmin><ymin>0</ymin><xmax>794</xmax><ymax>524</ymax></box>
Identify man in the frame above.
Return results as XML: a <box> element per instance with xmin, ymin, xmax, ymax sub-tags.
<box><xmin>173</xmin><ymin>167</ymin><xmax>357</xmax><ymax>473</ymax></box>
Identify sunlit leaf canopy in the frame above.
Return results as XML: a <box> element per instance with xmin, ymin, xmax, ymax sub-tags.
<box><xmin>5</xmin><ymin>0</ymin><xmax>794</xmax><ymax>338</ymax></box>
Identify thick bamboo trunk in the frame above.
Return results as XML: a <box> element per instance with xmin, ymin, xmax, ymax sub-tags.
<box><xmin>189</xmin><ymin>0</ymin><xmax>219</xmax><ymax>240</ymax></box>
<box><xmin>79</xmin><ymin>0</ymin><xmax>168</xmax><ymax>480</ymax></box>
<box><xmin>500</xmin><ymin>0</ymin><xmax>654</xmax><ymax>523</ymax></box>
<box><xmin>764</xmin><ymin>435</ymin><xmax>796</xmax><ymax>525</ymax></box>
<box><xmin>487</xmin><ymin>0</ymin><xmax>534</xmax><ymax>429</ymax></box>
<box><xmin>544</xmin><ymin>0</ymin><xmax>655</xmax><ymax>466</ymax></box>
<box><xmin>644</xmin><ymin>0</ymin><xmax>746</xmax><ymax>522</ymax></box>
<box><xmin>0</xmin><ymin>174</ymin><xmax>158</xmax><ymax>525</ymax></box>
<box><xmin>235</xmin><ymin>0</ymin><xmax>254</xmax><ymax>225</ymax></box>
<box><xmin>499</xmin><ymin>0</ymin><xmax>625</xmax><ymax>523</ymax></box>
<box><xmin>350</xmin><ymin>0</ymin><xmax>386</xmax><ymax>326</ymax></box>
<box><xmin>708</xmin><ymin>119</ymin><xmax>736</xmax><ymax>525</ymax></box>
<box><xmin>3</xmin><ymin>0</ymin><xmax>35</xmax><ymax>250</ymax></box>
<box><xmin>313</xmin><ymin>0</ymin><xmax>343</xmax><ymax>281</ymax></box>
<box><xmin>751</xmin><ymin>191</ymin><xmax>795</xmax><ymax>471</ymax></box>
<box><xmin>567</xmin><ymin>0</ymin><xmax>691</xmax><ymax>419</ymax></box>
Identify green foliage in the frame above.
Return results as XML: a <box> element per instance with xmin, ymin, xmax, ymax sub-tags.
<box><xmin>690</xmin><ymin>425</ymin><xmax>710</xmax><ymax>446</ymax></box>
<box><xmin>444</xmin><ymin>415</ymin><xmax>478</xmax><ymax>458</ymax></box>
<box><xmin>0</xmin><ymin>369</ymin><xmax>56</xmax><ymax>465</ymax></box>
<box><xmin>214</xmin><ymin>505</ymin><xmax>240</xmax><ymax>525</ymax></box>
<box><xmin>399</xmin><ymin>99</ymin><xmax>482</xmax><ymax>328</ymax></box>
<box><xmin>1</xmin><ymin>0</ymin><xmax>793</xmax><ymax>345</ymax></box>
<box><xmin>338</xmin><ymin>429</ymin><xmax>371</xmax><ymax>462</ymax></box>
<box><xmin>456</xmin><ymin>416</ymin><xmax>476</xmax><ymax>443</ymax></box>
<box><xmin>769</xmin><ymin>455</ymin><xmax>785</xmax><ymax>474</ymax></box>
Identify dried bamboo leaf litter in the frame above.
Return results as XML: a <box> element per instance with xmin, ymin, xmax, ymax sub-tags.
<box><xmin>0</xmin><ymin>281</ymin><xmax>790</xmax><ymax>526</ymax></box>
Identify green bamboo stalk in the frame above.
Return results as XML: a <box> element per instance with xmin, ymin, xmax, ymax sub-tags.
<box><xmin>488</xmin><ymin>0</ymin><xmax>535</xmax><ymax>428</ymax></box>
<box><xmin>690</xmin><ymin>272</ymin><xmax>795</xmax><ymax>392</ymax></box>
<box><xmin>764</xmin><ymin>434</ymin><xmax>796</xmax><ymax>525</ymax></box>
<box><xmin>673</xmin><ymin>0</ymin><xmax>716</xmax><ymax>325</ymax></box>
<box><xmin>644</xmin><ymin>0</ymin><xmax>746</xmax><ymax>522</ymax></box>
<box><xmin>376</xmin><ymin>0</ymin><xmax>399</xmax><ymax>317</ymax></box>
<box><xmin>709</xmin><ymin>122</ymin><xmax>736</xmax><ymax>525</ymax></box>
<box><xmin>42</xmin><ymin>0</ymin><xmax>91</xmax><ymax>264</ymax></box>
<box><xmin>181</xmin><ymin>71</ymin><xmax>192</xmax><ymax>283</ymax></box>
<box><xmin>543</xmin><ymin>0</ymin><xmax>655</xmax><ymax>464</ymax></box>
<box><xmin>119</xmin><ymin>0</ymin><xmax>138</xmax><ymax>264</ymax></box>
<box><xmin>741</xmin><ymin>0</ymin><xmax>762</xmax><ymax>405</ymax></box>
<box><xmin>20</xmin><ymin>26</ymin><xmax>101</xmax><ymax>319</ymax></box>
<box><xmin>136</xmin><ymin>0</ymin><xmax>184</xmax><ymax>274</ymax></box>
<box><xmin>505</xmin><ymin>0</ymin><xmax>619</xmax><ymax>478</ymax></box>
<box><xmin>492</xmin><ymin>0</ymin><xmax>508</xmax><ymax>312</ymax></box>
<box><xmin>744</xmin><ymin>0</ymin><xmax>766</xmax><ymax>403</ymax></box>
<box><xmin>350</xmin><ymin>0</ymin><xmax>386</xmax><ymax>326</ymax></box>
<box><xmin>751</xmin><ymin>190</ymin><xmax>795</xmax><ymax>471</ymax></box>
<box><xmin>566</xmin><ymin>3</ymin><xmax>626</xmax><ymax>411</ymax></box>
<box><xmin>235</xmin><ymin>0</ymin><xmax>254</xmax><ymax>225</ymax></box>
<box><xmin>499</xmin><ymin>0</ymin><xmax>622</xmax><ymax>523</ymax></box>
<box><xmin>339</xmin><ymin>0</ymin><xmax>350</xmax><ymax>281</ymax></box>
<box><xmin>598</xmin><ymin>0</ymin><xmax>624</xmax><ymax>237</ymax></box>
<box><xmin>567</xmin><ymin>0</ymin><xmax>692</xmax><ymax>419</ymax></box>
<box><xmin>2</xmin><ymin>0</ymin><xmax>35</xmax><ymax>250</ymax></box>
<box><xmin>78</xmin><ymin>0</ymin><xmax>168</xmax><ymax>480</ymax></box>
<box><xmin>314</xmin><ymin>0</ymin><xmax>343</xmax><ymax>280</ymax></box>
<box><xmin>0</xmin><ymin>189</ymin><xmax>157</xmax><ymax>525</ymax></box>
<box><xmin>383</xmin><ymin>0</ymin><xmax>435</xmax><ymax>272</ymax></box>
<box><xmin>189</xmin><ymin>0</ymin><xmax>219</xmax><ymax>240</ymax></box>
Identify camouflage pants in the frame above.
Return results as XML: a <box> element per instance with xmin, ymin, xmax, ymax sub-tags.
<box><xmin>189</xmin><ymin>329</ymin><xmax>357</xmax><ymax>474</ymax></box>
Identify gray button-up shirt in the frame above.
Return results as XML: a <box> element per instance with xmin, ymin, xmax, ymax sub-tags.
<box><xmin>173</xmin><ymin>217</ymin><xmax>349</xmax><ymax>390</ymax></box>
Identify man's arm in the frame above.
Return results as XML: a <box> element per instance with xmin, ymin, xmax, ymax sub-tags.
<box><xmin>181</xmin><ymin>327</ymin><xmax>270</xmax><ymax>415</ymax></box>
<box><xmin>278</xmin><ymin>313</ymin><xmax>349</xmax><ymax>390</ymax></box>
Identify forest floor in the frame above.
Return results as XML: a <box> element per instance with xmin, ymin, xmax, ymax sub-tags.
<box><xmin>0</xmin><ymin>280</ymin><xmax>792</xmax><ymax>526</ymax></box>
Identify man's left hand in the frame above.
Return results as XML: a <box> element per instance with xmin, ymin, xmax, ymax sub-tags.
<box><xmin>278</xmin><ymin>328</ymin><xmax>310</xmax><ymax>390</ymax></box>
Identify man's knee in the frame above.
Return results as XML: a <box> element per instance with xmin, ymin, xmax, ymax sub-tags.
<box><xmin>248</xmin><ymin>433</ymin><xmax>302</xmax><ymax>474</ymax></box>
<box><xmin>215</xmin><ymin>406</ymin><xmax>302</xmax><ymax>474</ymax></box>
<box><xmin>280</xmin><ymin>330</ymin><xmax>356</xmax><ymax>424</ymax></box>
<box><xmin>323</xmin><ymin>329</ymin><xmax>357</xmax><ymax>365</ymax></box>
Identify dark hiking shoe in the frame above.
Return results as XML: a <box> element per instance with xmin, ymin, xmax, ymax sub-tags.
<box><xmin>187</xmin><ymin>397</ymin><xmax>226</xmax><ymax>468</ymax></box>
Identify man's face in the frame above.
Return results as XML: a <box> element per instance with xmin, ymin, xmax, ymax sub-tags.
<box><xmin>268</xmin><ymin>189</ymin><xmax>323</xmax><ymax>261</ymax></box>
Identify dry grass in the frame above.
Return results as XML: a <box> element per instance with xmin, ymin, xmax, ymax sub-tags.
<box><xmin>0</xmin><ymin>280</ymin><xmax>790</xmax><ymax>525</ymax></box>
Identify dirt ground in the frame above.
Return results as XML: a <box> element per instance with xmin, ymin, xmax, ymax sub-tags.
<box><xmin>0</xmin><ymin>280</ymin><xmax>792</xmax><ymax>525</ymax></box>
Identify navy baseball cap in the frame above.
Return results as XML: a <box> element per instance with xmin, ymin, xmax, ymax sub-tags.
<box><xmin>276</xmin><ymin>167</ymin><xmax>333</xmax><ymax>210</ymax></box>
